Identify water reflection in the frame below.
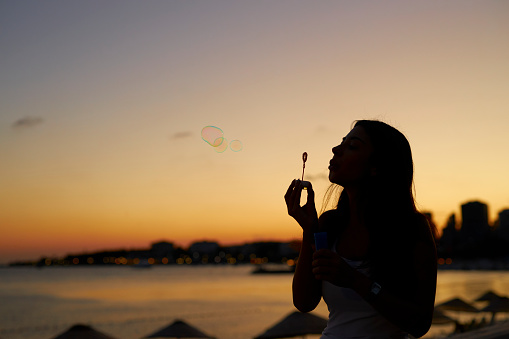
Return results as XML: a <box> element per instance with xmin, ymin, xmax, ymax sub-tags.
<box><xmin>1</xmin><ymin>267</ymin><xmax>509</xmax><ymax>339</ymax></box>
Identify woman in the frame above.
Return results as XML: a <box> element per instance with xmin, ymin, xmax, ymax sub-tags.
<box><xmin>284</xmin><ymin>120</ymin><xmax>437</xmax><ymax>338</ymax></box>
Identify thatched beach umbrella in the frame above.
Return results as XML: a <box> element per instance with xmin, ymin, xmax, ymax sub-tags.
<box><xmin>475</xmin><ymin>290</ymin><xmax>502</xmax><ymax>303</ymax></box>
<box><xmin>144</xmin><ymin>319</ymin><xmax>215</xmax><ymax>338</ymax></box>
<box><xmin>254</xmin><ymin>311</ymin><xmax>328</xmax><ymax>339</ymax></box>
<box><xmin>52</xmin><ymin>324</ymin><xmax>117</xmax><ymax>339</ymax></box>
<box><xmin>436</xmin><ymin>298</ymin><xmax>479</xmax><ymax>313</ymax></box>
<box><xmin>481</xmin><ymin>297</ymin><xmax>509</xmax><ymax>323</ymax></box>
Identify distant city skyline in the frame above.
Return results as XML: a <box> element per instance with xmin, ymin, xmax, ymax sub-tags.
<box><xmin>10</xmin><ymin>198</ymin><xmax>509</xmax><ymax>268</ymax></box>
<box><xmin>5</xmin><ymin>199</ymin><xmax>509</xmax><ymax>265</ymax></box>
<box><xmin>1</xmin><ymin>1</ymin><xmax>508</xmax><ymax>264</ymax></box>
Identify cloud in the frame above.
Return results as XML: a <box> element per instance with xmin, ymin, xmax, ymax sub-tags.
<box><xmin>12</xmin><ymin>116</ymin><xmax>44</xmax><ymax>129</ymax></box>
<box><xmin>314</xmin><ymin>125</ymin><xmax>330</xmax><ymax>134</ymax></box>
<box><xmin>305</xmin><ymin>172</ymin><xmax>329</xmax><ymax>181</ymax></box>
<box><xmin>170</xmin><ymin>131</ymin><xmax>193</xmax><ymax>140</ymax></box>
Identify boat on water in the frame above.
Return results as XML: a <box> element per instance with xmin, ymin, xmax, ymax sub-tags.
<box><xmin>132</xmin><ymin>259</ymin><xmax>152</xmax><ymax>268</ymax></box>
<box><xmin>251</xmin><ymin>264</ymin><xmax>295</xmax><ymax>274</ymax></box>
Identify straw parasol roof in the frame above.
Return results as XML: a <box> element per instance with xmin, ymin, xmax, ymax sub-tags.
<box><xmin>432</xmin><ymin>308</ymin><xmax>456</xmax><ymax>325</ymax></box>
<box><xmin>481</xmin><ymin>297</ymin><xmax>509</xmax><ymax>313</ymax></box>
<box><xmin>254</xmin><ymin>311</ymin><xmax>328</xmax><ymax>339</ymax></box>
<box><xmin>52</xmin><ymin>324</ymin><xmax>117</xmax><ymax>339</ymax></box>
<box><xmin>144</xmin><ymin>319</ymin><xmax>215</xmax><ymax>338</ymax></box>
<box><xmin>479</xmin><ymin>297</ymin><xmax>509</xmax><ymax>324</ymax></box>
<box><xmin>476</xmin><ymin>290</ymin><xmax>503</xmax><ymax>302</ymax></box>
<box><xmin>436</xmin><ymin>298</ymin><xmax>479</xmax><ymax>313</ymax></box>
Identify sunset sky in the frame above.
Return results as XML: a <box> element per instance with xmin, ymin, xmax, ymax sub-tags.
<box><xmin>1</xmin><ymin>1</ymin><xmax>508</xmax><ymax>263</ymax></box>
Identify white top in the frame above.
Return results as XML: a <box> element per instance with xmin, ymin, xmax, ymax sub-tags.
<box><xmin>321</xmin><ymin>253</ymin><xmax>408</xmax><ymax>338</ymax></box>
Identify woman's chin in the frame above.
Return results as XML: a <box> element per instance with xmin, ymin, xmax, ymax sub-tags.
<box><xmin>328</xmin><ymin>172</ymin><xmax>340</xmax><ymax>184</ymax></box>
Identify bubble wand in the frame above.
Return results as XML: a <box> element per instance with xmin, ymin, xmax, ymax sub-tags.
<box><xmin>301</xmin><ymin>152</ymin><xmax>307</xmax><ymax>181</ymax></box>
<box><xmin>300</xmin><ymin>152</ymin><xmax>310</xmax><ymax>189</ymax></box>
<box><xmin>300</xmin><ymin>151</ymin><xmax>325</xmax><ymax>248</ymax></box>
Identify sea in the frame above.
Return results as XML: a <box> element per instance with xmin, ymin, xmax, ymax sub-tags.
<box><xmin>1</xmin><ymin>265</ymin><xmax>509</xmax><ymax>339</ymax></box>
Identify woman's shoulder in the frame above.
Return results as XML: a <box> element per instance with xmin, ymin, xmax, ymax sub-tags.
<box><xmin>318</xmin><ymin>209</ymin><xmax>342</xmax><ymax>235</ymax></box>
<box><xmin>319</xmin><ymin>209</ymin><xmax>339</xmax><ymax>220</ymax></box>
<box><xmin>318</xmin><ymin>209</ymin><xmax>341</xmax><ymax>229</ymax></box>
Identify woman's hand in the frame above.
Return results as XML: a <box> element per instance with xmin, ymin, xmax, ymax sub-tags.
<box><xmin>312</xmin><ymin>249</ymin><xmax>357</xmax><ymax>288</ymax></box>
<box><xmin>284</xmin><ymin>179</ymin><xmax>318</xmax><ymax>233</ymax></box>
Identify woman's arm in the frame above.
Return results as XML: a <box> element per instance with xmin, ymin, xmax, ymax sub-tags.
<box><xmin>284</xmin><ymin>180</ymin><xmax>322</xmax><ymax>313</ymax></box>
<box><xmin>292</xmin><ymin>230</ymin><xmax>322</xmax><ymax>312</ymax></box>
<box><xmin>352</xmin><ymin>239</ymin><xmax>437</xmax><ymax>337</ymax></box>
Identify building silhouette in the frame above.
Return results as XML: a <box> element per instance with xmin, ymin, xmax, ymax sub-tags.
<box><xmin>459</xmin><ymin>201</ymin><xmax>490</xmax><ymax>245</ymax></box>
<box><xmin>496</xmin><ymin>209</ymin><xmax>509</xmax><ymax>243</ymax></box>
<box><xmin>438</xmin><ymin>213</ymin><xmax>459</xmax><ymax>257</ymax></box>
<box><xmin>436</xmin><ymin>201</ymin><xmax>509</xmax><ymax>259</ymax></box>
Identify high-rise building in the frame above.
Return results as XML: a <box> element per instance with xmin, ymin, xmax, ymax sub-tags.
<box><xmin>497</xmin><ymin>209</ymin><xmax>509</xmax><ymax>242</ymax></box>
<box><xmin>439</xmin><ymin>213</ymin><xmax>459</xmax><ymax>255</ymax></box>
<box><xmin>460</xmin><ymin>201</ymin><xmax>490</xmax><ymax>243</ymax></box>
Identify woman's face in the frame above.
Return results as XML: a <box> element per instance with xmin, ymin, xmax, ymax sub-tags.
<box><xmin>328</xmin><ymin>126</ymin><xmax>375</xmax><ymax>188</ymax></box>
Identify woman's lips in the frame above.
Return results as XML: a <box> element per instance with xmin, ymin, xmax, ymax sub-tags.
<box><xmin>329</xmin><ymin>160</ymin><xmax>339</xmax><ymax>170</ymax></box>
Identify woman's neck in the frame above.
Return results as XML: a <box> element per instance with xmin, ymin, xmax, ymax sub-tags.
<box><xmin>345</xmin><ymin>187</ymin><xmax>366</xmax><ymax>226</ymax></box>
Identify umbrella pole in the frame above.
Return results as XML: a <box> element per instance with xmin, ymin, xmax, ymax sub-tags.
<box><xmin>491</xmin><ymin>312</ymin><xmax>497</xmax><ymax>324</ymax></box>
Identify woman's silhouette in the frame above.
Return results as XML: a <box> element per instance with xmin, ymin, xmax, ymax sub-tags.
<box><xmin>285</xmin><ymin>120</ymin><xmax>437</xmax><ymax>338</ymax></box>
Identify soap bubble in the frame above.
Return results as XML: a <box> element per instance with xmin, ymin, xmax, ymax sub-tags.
<box><xmin>230</xmin><ymin>140</ymin><xmax>243</xmax><ymax>152</ymax></box>
<box><xmin>214</xmin><ymin>138</ymin><xmax>229</xmax><ymax>153</ymax></box>
<box><xmin>201</xmin><ymin>126</ymin><xmax>242</xmax><ymax>153</ymax></box>
<box><xmin>201</xmin><ymin>126</ymin><xmax>224</xmax><ymax>147</ymax></box>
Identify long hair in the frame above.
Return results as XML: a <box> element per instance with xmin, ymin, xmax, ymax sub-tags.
<box><xmin>321</xmin><ymin>120</ymin><xmax>436</xmax><ymax>295</ymax></box>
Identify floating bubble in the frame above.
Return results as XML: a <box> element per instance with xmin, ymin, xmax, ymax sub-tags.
<box><xmin>201</xmin><ymin>126</ymin><xmax>224</xmax><ymax>147</ymax></box>
<box><xmin>214</xmin><ymin>138</ymin><xmax>228</xmax><ymax>153</ymax></box>
<box><xmin>201</xmin><ymin>125</ymin><xmax>243</xmax><ymax>153</ymax></box>
<box><xmin>230</xmin><ymin>140</ymin><xmax>243</xmax><ymax>152</ymax></box>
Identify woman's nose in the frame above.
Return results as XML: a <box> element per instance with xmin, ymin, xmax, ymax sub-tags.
<box><xmin>332</xmin><ymin>144</ymin><xmax>343</xmax><ymax>155</ymax></box>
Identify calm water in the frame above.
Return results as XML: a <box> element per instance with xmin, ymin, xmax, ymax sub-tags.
<box><xmin>1</xmin><ymin>265</ymin><xmax>509</xmax><ymax>339</ymax></box>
